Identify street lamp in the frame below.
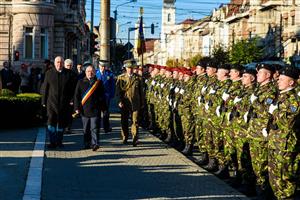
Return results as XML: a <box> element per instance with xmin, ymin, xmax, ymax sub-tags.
<box><xmin>114</xmin><ymin>0</ymin><xmax>137</xmax><ymax>21</ymax></box>
<box><xmin>117</xmin><ymin>21</ymin><xmax>131</xmax><ymax>34</ymax></box>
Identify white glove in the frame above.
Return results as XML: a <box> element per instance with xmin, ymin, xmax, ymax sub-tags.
<box><xmin>197</xmin><ymin>96</ymin><xmax>202</xmax><ymax>106</ymax></box>
<box><xmin>268</xmin><ymin>104</ymin><xmax>278</xmax><ymax>114</ymax></box>
<box><xmin>166</xmin><ymin>95</ymin><xmax>169</xmax><ymax>101</ymax></box>
<box><xmin>262</xmin><ymin>128</ymin><xmax>268</xmax><ymax>138</ymax></box>
<box><xmin>169</xmin><ymin>100</ymin><xmax>172</xmax><ymax>106</ymax></box>
<box><xmin>209</xmin><ymin>88</ymin><xmax>216</xmax><ymax>94</ymax></box>
<box><xmin>179</xmin><ymin>89</ymin><xmax>185</xmax><ymax>95</ymax></box>
<box><xmin>175</xmin><ymin>87</ymin><xmax>180</xmax><ymax>93</ymax></box>
<box><xmin>222</xmin><ymin>92</ymin><xmax>230</xmax><ymax>101</ymax></box>
<box><xmin>250</xmin><ymin>94</ymin><xmax>258</xmax><ymax>103</ymax></box>
<box><xmin>234</xmin><ymin>96</ymin><xmax>242</xmax><ymax>104</ymax></box>
<box><xmin>173</xmin><ymin>101</ymin><xmax>177</xmax><ymax>108</ymax></box>
<box><xmin>216</xmin><ymin>106</ymin><xmax>221</xmax><ymax>117</ymax></box>
<box><xmin>227</xmin><ymin>112</ymin><xmax>231</xmax><ymax>121</ymax></box>
<box><xmin>201</xmin><ymin>86</ymin><xmax>208</xmax><ymax>94</ymax></box>
<box><xmin>160</xmin><ymin>83</ymin><xmax>165</xmax><ymax>88</ymax></box>
<box><xmin>151</xmin><ymin>80</ymin><xmax>156</xmax><ymax>86</ymax></box>
<box><xmin>298</xmin><ymin>91</ymin><xmax>300</xmax><ymax>97</ymax></box>
<box><xmin>205</xmin><ymin>102</ymin><xmax>209</xmax><ymax>111</ymax></box>
<box><xmin>243</xmin><ymin>111</ymin><xmax>248</xmax><ymax>123</ymax></box>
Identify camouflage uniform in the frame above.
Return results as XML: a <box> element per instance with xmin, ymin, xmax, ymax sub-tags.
<box><xmin>193</xmin><ymin>74</ymin><xmax>208</xmax><ymax>153</ymax></box>
<box><xmin>221</xmin><ymin>79</ymin><xmax>243</xmax><ymax>168</ymax></box>
<box><xmin>268</xmin><ymin>88</ymin><xmax>300</xmax><ymax>199</ymax></box>
<box><xmin>247</xmin><ymin>81</ymin><xmax>277</xmax><ymax>189</ymax></box>
<box><xmin>203</xmin><ymin>78</ymin><xmax>232</xmax><ymax>163</ymax></box>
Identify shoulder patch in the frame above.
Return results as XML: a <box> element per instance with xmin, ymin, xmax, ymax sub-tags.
<box><xmin>290</xmin><ymin>105</ymin><xmax>298</xmax><ymax>113</ymax></box>
<box><xmin>266</xmin><ymin>98</ymin><xmax>273</xmax><ymax>105</ymax></box>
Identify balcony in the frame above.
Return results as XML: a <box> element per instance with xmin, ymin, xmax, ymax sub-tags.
<box><xmin>260</xmin><ymin>0</ymin><xmax>282</xmax><ymax>10</ymax></box>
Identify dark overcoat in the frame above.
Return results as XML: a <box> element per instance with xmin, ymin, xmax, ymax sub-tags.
<box><xmin>41</xmin><ymin>67</ymin><xmax>76</xmax><ymax>126</ymax></box>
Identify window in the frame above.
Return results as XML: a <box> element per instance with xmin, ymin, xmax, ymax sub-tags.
<box><xmin>40</xmin><ymin>28</ymin><xmax>48</xmax><ymax>59</ymax></box>
<box><xmin>291</xmin><ymin>16</ymin><xmax>295</xmax><ymax>26</ymax></box>
<box><xmin>24</xmin><ymin>27</ymin><xmax>34</xmax><ymax>59</ymax></box>
<box><xmin>167</xmin><ymin>13</ymin><xmax>171</xmax><ymax>22</ymax></box>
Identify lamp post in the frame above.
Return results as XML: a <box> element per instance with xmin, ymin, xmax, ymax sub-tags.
<box><xmin>113</xmin><ymin>0</ymin><xmax>137</xmax><ymax>21</ymax></box>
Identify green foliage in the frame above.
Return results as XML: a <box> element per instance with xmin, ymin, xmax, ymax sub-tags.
<box><xmin>0</xmin><ymin>92</ymin><xmax>43</xmax><ymax>128</ymax></box>
<box><xmin>188</xmin><ymin>54</ymin><xmax>202</xmax><ymax>67</ymax></box>
<box><xmin>212</xmin><ymin>45</ymin><xmax>229</xmax><ymax>65</ymax></box>
<box><xmin>0</xmin><ymin>89</ymin><xmax>15</xmax><ymax>97</ymax></box>
<box><xmin>229</xmin><ymin>38</ymin><xmax>263</xmax><ymax>64</ymax></box>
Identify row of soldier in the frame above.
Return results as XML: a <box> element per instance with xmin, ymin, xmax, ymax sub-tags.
<box><xmin>138</xmin><ymin>62</ymin><xmax>300</xmax><ymax>200</ymax></box>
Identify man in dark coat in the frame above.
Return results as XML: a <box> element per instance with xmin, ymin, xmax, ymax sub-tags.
<box><xmin>74</xmin><ymin>64</ymin><xmax>106</xmax><ymax>151</ymax></box>
<box><xmin>41</xmin><ymin>56</ymin><xmax>76</xmax><ymax>148</ymax></box>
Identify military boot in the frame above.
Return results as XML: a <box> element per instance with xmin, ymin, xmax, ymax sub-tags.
<box><xmin>214</xmin><ymin>165</ymin><xmax>229</xmax><ymax>179</ymax></box>
<box><xmin>195</xmin><ymin>152</ymin><xmax>208</xmax><ymax>165</ymax></box>
<box><xmin>203</xmin><ymin>158</ymin><xmax>218</xmax><ymax>172</ymax></box>
<box><xmin>164</xmin><ymin>133</ymin><xmax>172</xmax><ymax>143</ymax></box>
<box><xmin>181</xmin><ymin>143</ymin><xmax>193</xmax><ymax>156</ymax></box>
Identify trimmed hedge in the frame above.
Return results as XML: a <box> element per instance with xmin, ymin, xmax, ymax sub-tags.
<box><xmin>0</xmin><ymin>90</ymin><xmax>44</xmax><ymax>128</ymax></box>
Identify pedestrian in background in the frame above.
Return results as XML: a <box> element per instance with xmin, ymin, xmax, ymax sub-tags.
<box><xmin>115</xmin><ymin>59</ymin><xmax>144</xmax><ymax>146</ymax></box>
<box><xmin>74</xmin><ymin>64</ymin><xmax>106</xmax><ymax>151</ymax></box>
<box><xmin>96</xmin><ymin>60</ymin><xmax>115</xmax><ymax>133</ymax></box>
<box><xmin>1</xmin><ymin>61</ymin><xmax>16</xmax><ymax>92</ymax></box>
<box><xmin>29</xmin><ymin>63</ymin><xmax>42</xmax><ymax>93</ymax></box>
<box><xmin>19</xmin><ymin>63</ymin><xmax>31</xmax><ymax>93</ymax></box>
<box><xmin>64</xmin><ymin>59</ymin><xmax>78</xmax><ymax>134</ymax></box>
<box><xmin>41</xmin><ymin>56</ymin><xmax>76</xmax><ymax>148</ymax></box>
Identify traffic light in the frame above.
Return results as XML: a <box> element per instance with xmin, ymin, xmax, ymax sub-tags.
<box><xmin>14</xmin><ymin>50</ymin><xmax>20</xmax><ymax>61</ymax></box>
<box><xmin>90</xmin><ymin>33</ymin><xmax>98</xmax><ymax>55</ymax></box>
<box><xmin>151</xmin><ymin>23</ymin><xmax>155</xmax><ymax>34</ymax></box>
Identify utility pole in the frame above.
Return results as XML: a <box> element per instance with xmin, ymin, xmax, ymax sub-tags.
<box><xmin>100</xmin><ymin>0</ymin><xmax>110</xmax><ymax>63</ymax></box>
<box><xmin>90</xmin><ymin>0</ymin><xmax>94</xmax><ymax>58</ymax></box>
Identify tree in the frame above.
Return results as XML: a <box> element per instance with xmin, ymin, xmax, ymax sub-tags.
<box><xmin>229</xmin><ymin>37</ymin><xmax>263</xmax><ymax>64</ymax></box>
<box><xmin>188</xmin><ymin>54</ymin><xmax>202</xmax><ymax>67</ymax></box>
<box><xmin>212</xmin><ymin>45</ymin><xmax>229</xmax><ymax>66</ymax></box>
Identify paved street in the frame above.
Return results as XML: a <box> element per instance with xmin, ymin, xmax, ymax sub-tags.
<box><xmin>0</xmin><ymin>128</ymin><xmax>38</xmax><ymax>200</ymax></box>
<box><xmin>41</xmin><ymin>113</ymin><xmax>247</xmax><ymax>200</ymax></box>
<box><xmin>0</xmin><ymin>114</ymin><xmax>249</xmax><ymax>200</ymax></box>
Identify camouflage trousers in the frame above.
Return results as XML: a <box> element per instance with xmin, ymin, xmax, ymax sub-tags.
<box><xmin>249</xmin><ymin>139</ymin><xmax>268</xmax><ymax>187</ymax></box>
<box><xmin>203</xmin><ymin>119</ymin><xmax>223</xmax><ymax>159</ymax></box>
<box><xmin>181</xmin><ymin>111</ymin><xmax>195</xmax><ymax>145</ymax></box>
<box><xmin>147</xmin><ymin>103</ymin><xmax>157</xmax><ymax>129</ymax></box>
<box><xmin>194</xmin><ymin>115</ymin><xmax>206</xmax><ymax>153</ymax></box>
<box><xmin>172</xmin><ymin>109</ymin><xmax>184</xmax><ymax>142</ymax></box>
<box><xmin>269</xmin><ymin>149</ymin><xmax>300</xmax><ymax>199</ymax></box>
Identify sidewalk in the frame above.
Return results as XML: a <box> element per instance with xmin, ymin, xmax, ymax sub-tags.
<box><xmin>0</xmin><ymin>128</ymin><xmax>38</xmax><ymax>200</ymax></box>
<box><xmin>42</xmin><ymin>113</ymin><xmax>248</xmax><ymax>200</ymax></box>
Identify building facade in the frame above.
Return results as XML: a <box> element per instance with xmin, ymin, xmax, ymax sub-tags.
<box><xmin>0</xmin><ymin>0</ymin><xmax>87</xmax><ymax>69</ymax></box>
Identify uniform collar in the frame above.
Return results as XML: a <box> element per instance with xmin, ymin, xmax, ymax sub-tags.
<box><xmin>280</xmin><ymin>87</ymin><xmax>294</xmax><ymax>94</ymax></box>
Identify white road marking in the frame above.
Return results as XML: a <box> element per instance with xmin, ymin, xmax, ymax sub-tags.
<box><xmin>22</xmin><ymin>128</ymin><xmax>45</xmax><ymax>200</ymax></box>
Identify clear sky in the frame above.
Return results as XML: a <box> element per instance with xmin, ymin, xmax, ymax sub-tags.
<box><xmin>85</xmin><ymin>0</ymin><xmax>230</xmax><ymax>44</ymax></box>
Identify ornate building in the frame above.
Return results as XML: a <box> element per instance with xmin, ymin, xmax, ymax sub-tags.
<box><xmin>0</xmin><ymin>0</ymin><xmax>87</xmax><ymax>68</ymax></box>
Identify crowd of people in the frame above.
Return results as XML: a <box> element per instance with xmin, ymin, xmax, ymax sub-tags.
<box><xmin>0</xmin><ymin>60</ymin><xmax>53</xmax><ymax>94</ymax></box>
<box><xmin>3</xmin><ymin>55</ymin><xmax>300</xmax><ymax>199</ymax></box>
<box><xmin>142</xmin><ymin>61</ymin><xmax>300</xmax><ymax>200</ymax></box>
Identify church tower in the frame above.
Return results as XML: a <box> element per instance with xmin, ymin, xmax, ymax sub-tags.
<box><xmin>161</xmin><ymin>0</ymin><xmax>176</xmax><ymax>51</ymax></box>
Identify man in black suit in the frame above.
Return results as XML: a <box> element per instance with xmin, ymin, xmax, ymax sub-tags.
<box><xmin>74</xmin><ymin>64</ymin><xmax>106</xmax><ymax>151</ymax></box>
<box><xmin>41</xmin><ymin>56</ymin><xmax>76</xmax><ymax>148</ymax></box>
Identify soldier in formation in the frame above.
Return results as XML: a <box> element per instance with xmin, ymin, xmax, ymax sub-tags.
<box><xmin>142</xmin><ymin>60</ymin><xmax>300</xmax><ymax>200</ymax></box>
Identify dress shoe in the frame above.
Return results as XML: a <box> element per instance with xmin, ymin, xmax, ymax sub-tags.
<box><xmin>122</xmin><ymin>140</ymin><xmax>128</xmax><ymax>145</ymax></box>
<box><xmin>92</xmin><ymin>145</ymin><xmax>100</xmax><ymax>151</ymax></box>
<box><xmin>181</xmin><ymin>144</ymin><xmax>193</xmax><ymax>156</ymax></box>
<box><xmin>56</xmin><ymin>142</ymin><xmax>64</xmax><ymax>148</ymax></box>
<box><xmin>195</xmin><ymin>152</ymin><xmax>208</xmax><ymax>165</ymax></box>
<box><xmin>203</xmin><ymin>158</ymin><xmax>218</xmax><ymax>172</ymax></box>
<box><xmin>132</xmin><ymin>137</ymin><xmax>138</xmax><ymax>147</ymax></box>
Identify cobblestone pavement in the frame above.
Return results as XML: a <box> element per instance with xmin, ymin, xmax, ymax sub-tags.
<box><xmin>42</xmin><ymin>114</ymin><xmax>248</xmax><ymax>200</ymax></box>
<box><xmin>0</xmin><ymin>128</ymin><xmax>38</xmax><ymax>200</ymax></box>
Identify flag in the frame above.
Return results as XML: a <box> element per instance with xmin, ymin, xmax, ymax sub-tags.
<box><xmin>137</xmin><ymin>16</ymin><xmax>146</xmax><ymax>56</ymax></box>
